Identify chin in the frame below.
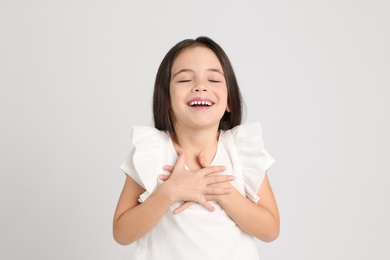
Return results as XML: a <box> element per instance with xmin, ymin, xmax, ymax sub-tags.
<box><xmin>189</xmin><ymin>120</ymin><xmax>221</xmax><ymax>130</ymax></box>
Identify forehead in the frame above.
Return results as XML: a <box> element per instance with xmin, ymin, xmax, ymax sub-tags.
<box><xmin>171</xmin><ymin>46</ymin><xmax>223</xmax><ymax>72</ymax></box>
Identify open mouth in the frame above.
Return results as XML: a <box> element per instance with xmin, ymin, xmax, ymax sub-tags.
<box><xmin>188</xmin><ymin>101</ymin><xmax>213</xmax><ymax>107</ymax></box>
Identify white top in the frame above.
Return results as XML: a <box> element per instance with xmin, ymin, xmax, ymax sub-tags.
<box><xmin>120</xmin><ymin>122</ymin><xmax>275</xmax><ymax>260</ymax></box>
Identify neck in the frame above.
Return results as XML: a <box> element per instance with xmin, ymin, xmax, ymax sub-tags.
<box><xmin>170</xmin><ymin>123</ymin><xmax>220</xmax><ymax>168</ymax></box>
<box><xmin>172</xmin><ymin>124</ymin><xmax>219</xmax><ymax>149</ymax></box>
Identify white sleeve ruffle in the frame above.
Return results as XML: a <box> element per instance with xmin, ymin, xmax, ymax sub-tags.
<box><xmin>120</xmin><ymin>126</ymin><xmax>164</xmax><ymax>202</ymax></box>
<box><xmin>231</xmin><ymin>122</ymin><xmax>275</xmax><ymax>203</ymax></box>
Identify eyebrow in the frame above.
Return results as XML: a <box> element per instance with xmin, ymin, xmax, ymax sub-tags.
<box><xmin>172</xmin><ymin>68</ymin><xmax>224</xmax><ymax>79</ymax></box>
<box><xmin>172</xmin><ymin>69</ymin><xmax>192</xmax><ymax>79</ymax></box>
<box><xmin>208</xmin><ymin>68</ymin><xmax>225</xmax><ymax>76</ymax></box>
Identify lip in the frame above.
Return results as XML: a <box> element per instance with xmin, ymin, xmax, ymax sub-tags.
<box><xmin>187</xmin><ymin>97</ymin><xmax>215</xmax><ymax>110</ymax></box>
<box><xmin>187</xmin><ymin>97</ymin><xmax>215</xmax><ymax>105</ymax></box>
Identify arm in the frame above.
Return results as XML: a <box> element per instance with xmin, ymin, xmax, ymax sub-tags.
<box><xmin>113</xmin><ymin>175</ymin><xmax>175</xmax><ymax>245</ymax></box>
<box><xmin>214</xmin><ymin>173</ymin><xmax>280</xmax><ymax>242</ymax></box>
<box><xmin>167</xmin><ymin>153</ymin><xmax>279</xmax><ymax>242</ymax></box>
<box><xmin>174</xmin><ymin>172</ymin><xmax>279</xmax><ymax>242</ymax></box>
<box><xmin>113</xmin><ymin>150</ymin><xmax>233</xmax><ymax>245</ymax></box>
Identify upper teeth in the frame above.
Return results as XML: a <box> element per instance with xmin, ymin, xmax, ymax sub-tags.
<box><xmin>189</xmin><ymin>101</ymin><xmax>212</xmax><ymax>106</ymax></box>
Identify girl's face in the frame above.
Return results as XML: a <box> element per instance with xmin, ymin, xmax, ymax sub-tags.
<box><xmin>169</xmin><ymin>46</ymin><xmax>229</xmax><ymax>131</ymax></box>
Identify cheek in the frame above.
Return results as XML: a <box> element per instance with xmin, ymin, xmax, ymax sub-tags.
<box><xmin>170</xmin><ymin>85</ymin><xmax>182</xmax><ymax>99</ymax></box>
<box><xmin>169</xmin><ymin>88</ymin><xmax>182</xmax><ymax>117</ymax></box>
<box><xmin>222</xmin><ymin>88</ymin><xmax>229</xmax><ymax>103</ymax></box>
<box><xmin>223</xmin><ymin>88</ymin><xmax>230</xmax><ymax>111</ymax></box>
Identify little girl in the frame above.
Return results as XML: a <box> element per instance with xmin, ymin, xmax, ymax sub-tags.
<box><xmin>113</xmin><ymin>36</ymin><xmax>279</xmax><ymax>259</ymax></box>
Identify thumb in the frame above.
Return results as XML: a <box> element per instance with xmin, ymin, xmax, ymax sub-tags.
<box><xmin>174</xmin><ymin>149</ymin><xmax>186</xmax><ymax>170</ymax></box>
<box><xmin>198</xmin><ymin>151</ymin><xmax>210</xmax><ymax>168</ymax></box>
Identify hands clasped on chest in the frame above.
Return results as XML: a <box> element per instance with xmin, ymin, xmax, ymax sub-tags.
<box><xmin>158</xmin><ymin>149</ymin><xmax>235</xmax><ymax>214</ymax></box>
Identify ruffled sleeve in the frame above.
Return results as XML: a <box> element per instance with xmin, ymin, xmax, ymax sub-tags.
<box><xmin>231</xmin><ymin>122</ymin><xmax>275</xmax><ymax>203</ymax></box>
<box><xmin>120</xmin><ymin>126</ymin><xmax>164</xmax><ymax>202</ymax></box>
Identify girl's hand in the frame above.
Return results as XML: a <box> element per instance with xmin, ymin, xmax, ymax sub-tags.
<box><xmin>160</xmin><ymin>150</ymin><xmax>234</xmax><ymax>213</ymax></box>
<box><xmin>160</xmin><ymin>167</ymin><xmax>196</xmax><ymax>213</ymax></box>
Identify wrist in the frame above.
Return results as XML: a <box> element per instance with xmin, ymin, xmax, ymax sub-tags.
<box><xmin>216</xmin><ymin>183</ymin><xmax>235</xmax><ymax>205</ymax></box>
<box><xmin>157</xmin><ymin>180</ymin><xmax>177</xmax><ymax>204</ymax></box>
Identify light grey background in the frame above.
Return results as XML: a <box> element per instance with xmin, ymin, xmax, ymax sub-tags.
<box><xmin>1</xmin><ymin>1</ymin><xmax>389</xmax><ymax>259</ymax></box>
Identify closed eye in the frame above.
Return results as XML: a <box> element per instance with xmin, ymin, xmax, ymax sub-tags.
<box><xmin>178</xmin><ymin>80</ymin><xmax>191</xmax><ymax>83</ymax></box>
<box><xmin>209</xmin><ymin>80</ymin><xmax>221</xmax><ymax>83</ymax></box>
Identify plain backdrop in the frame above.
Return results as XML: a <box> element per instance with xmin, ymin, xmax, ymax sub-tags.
<box><xmin>1</xmin><ymin>1</ymin><xmax>389</xmax><ymax>259</ymax></box>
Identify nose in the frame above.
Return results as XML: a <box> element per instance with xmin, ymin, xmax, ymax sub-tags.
<box><xmin>192</xmin><ymin>80</ymin><xmax>208</xmax><ymax>92</ymax></box>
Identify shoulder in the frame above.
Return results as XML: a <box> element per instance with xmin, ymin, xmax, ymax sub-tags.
<box><xmin>231</xmin><ymin>121</ymin><xmax>263</xmax><ymax>136</ymax></box>
<box><xmin>220</xmin><ymin>122</ymin><xmax>273</xmax><ymax>169</ymax></box>
<box><xmin>120</xmin><ymin>126</ymin><xmax>169</xmax><ymax>192</ymax></box>
<box><xmin>221</xmin><ymin>121</ymin><xmax>263</xmax><ymax>145</ymax></box>
<box><xmin>130</xmin><ymin>125</ymin><xmax>169</xmax><ymax>163</ymax></box>
<box><xmin>221</xmin><ymin>122</ymin><xmax>275</xmax><ymax>203</ymax></box>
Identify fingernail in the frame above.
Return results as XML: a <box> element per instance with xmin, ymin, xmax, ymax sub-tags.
<box><xmin>229</xmin><ymin>176</ymin><xmax>235</xmax><ymax>181</ymax></box>
<box><xmin>179</xmin><ymin>149</ymin><xmax>183</xmax><ymax>155</ymax></box>
<box><xmin>226</xmin><ymin>188</ymin><xmax>233</xmax><ymax>193</ymax></box>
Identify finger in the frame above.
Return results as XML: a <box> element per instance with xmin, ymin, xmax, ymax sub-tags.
<box><xmin>206</xmin><ymin>174</ymin><xmax>235</xmax><ymax>184</ymax></box>
<box><xmin>198</xmin><ymin>151</ymin><xmax>210</xmax><ymax>168</ymax></box>
<box><xmin>174</xmin><ymin>201</ymin><xmax>196</xmax><ymax>214</ymax></box>
<box><xmin>201</xmin><ymin>165</ymin><xmax>226</xmax><ymax>176</ymax></box>
<box><xmin>163</xmin><ymin>165</ymin><xmax>174</xmax><ymax>172</ymax></box>
<box><xmin>205</xmin><ymin>186</ymin><xmax>233</xmax><ymax>195</ymax></box>
<box><xmin>198</xmin><ymin>197</ymin><xmax>215</xmax><ymax>212</ymax></box>
<box><xmin>159</xmin><ymin>174</ymin><xmax>169</xmax><ymax>181</ymax></box>
<box><xmin>174</xmin><ymin>149</ymin><xmax>186</xmax><ymax>170</ymax></box>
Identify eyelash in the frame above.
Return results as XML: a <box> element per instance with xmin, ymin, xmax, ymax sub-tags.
<box><xmin>178</xmin><ymin>80</ymin><xmax>221</xmax><ymax>83</ymax></box>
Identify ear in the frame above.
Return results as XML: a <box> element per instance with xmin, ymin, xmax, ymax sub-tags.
<box><xmin>226</xmin><ymin>105</ymin><xmax>231</xmax><ymax>112</ymax></box>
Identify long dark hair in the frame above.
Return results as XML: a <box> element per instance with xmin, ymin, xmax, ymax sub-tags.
<box><xmin>153</xmin><ymin>36</ymin><xmax>243</xmax><ymax>133</ymax></box>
